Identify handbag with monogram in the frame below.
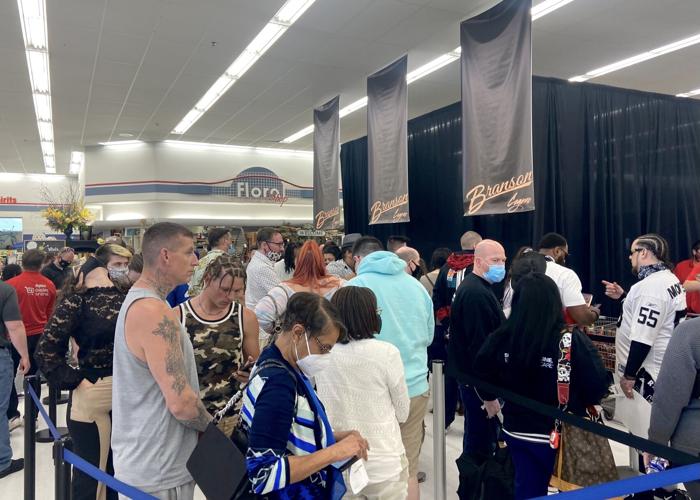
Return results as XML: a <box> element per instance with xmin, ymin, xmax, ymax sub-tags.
<box><xmin>549</xmin><ymin>331</ymin><xmax>619</xmax><ymax>492</ymax></box>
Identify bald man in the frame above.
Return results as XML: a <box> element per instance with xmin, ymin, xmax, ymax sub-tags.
<box><xmin>448</xmin><ymin>240</ymin><xmax>506</xmax><ymax>493</ymax></box>
<box><xmin>396</xmin><ymin>246</ymin><xmax>421</xmax><ymax>278</ymax></box>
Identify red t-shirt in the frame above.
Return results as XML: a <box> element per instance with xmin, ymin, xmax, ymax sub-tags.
<box><xmin>7</xmin><ymin>271</ymin><xmax>56</xmax><ymax>335</ymax></box>
<box><xmin>675</xmin><ymin>259</ymin><xmax>697</xmax><ymax>283</ymax></box>
<box><xmin>684</xmin><ymin>263</ymin><xmax>700</xmax><ymax>314</ymax></box>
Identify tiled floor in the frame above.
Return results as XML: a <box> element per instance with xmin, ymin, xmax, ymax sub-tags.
<box><xmin>3</xmin><ymin>386</ymin><xmax>637</xmax><ymax>500</ymax></box>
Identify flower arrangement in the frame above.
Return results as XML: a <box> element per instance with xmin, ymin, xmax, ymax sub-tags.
<box><xmin>40</xmin><ymin>183</ymin><xmax>92</xmax><ymax>233</ymax></box>
<box><xmin>42</xmin><ymin>205</ymin><xmax>92</xmax><ymax>232</ymax></box>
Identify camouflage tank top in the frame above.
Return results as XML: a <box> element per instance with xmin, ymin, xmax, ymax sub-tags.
<box><xmin>179</xmin><ymin>299</ymin><xmax>244</xmax><ymax>414</ymax></box>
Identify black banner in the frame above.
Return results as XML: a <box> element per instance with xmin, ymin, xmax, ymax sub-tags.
<box><xmin>367</xmin><ymin>55</ymin><xmax>409</xmax><ymax>225</ymax></box>
<box><xmin>461</xmin><ymin>0</ymin><xmax>534</xmax><ymax>216</ymax></box>
<box><xmin>313</xmin><ymin>95</ymin><xmax>341</xmax><ymax>230</ymax></box>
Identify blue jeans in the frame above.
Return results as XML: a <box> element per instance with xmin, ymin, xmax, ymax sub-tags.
<box><xmin>459</xmin><ymin>385</ymin><xmax>498</xmax><ymax>458</ymax></box>
<box><xmin>0</xmin><ymin>347</ymin><xmax>14</xmax><ymax>471</ymax></box>
<box><xmin>504</xmin><ymin>434</ymin><xmax>556</xmax><ymax>500</ymax></box>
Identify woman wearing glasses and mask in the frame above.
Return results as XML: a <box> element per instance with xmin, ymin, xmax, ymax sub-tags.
<box><xmin>36</xmin><ymin>243</ymin><xmax>133</xmax><ymax>500</ymax></box>
<box><xmin>240</xmin><ymin>292</ymin><xmax>369</xmax><ymax>499</ymax></box>
<box><xmin>178</xmin><ymin>254</ymin><xmax>259</xmax><ymax>436</ymax></box>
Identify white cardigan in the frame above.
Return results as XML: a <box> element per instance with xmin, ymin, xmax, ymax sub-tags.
<box><xmin>315</xmin><ymin>338</ymin><xmax>410</xmax><ymax>484</ymax></box>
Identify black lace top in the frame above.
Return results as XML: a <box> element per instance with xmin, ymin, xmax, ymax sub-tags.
<box><xmin>35</xmin><ymin>286</ymin><xmax>127</xmax><ymax>389</ymax></box>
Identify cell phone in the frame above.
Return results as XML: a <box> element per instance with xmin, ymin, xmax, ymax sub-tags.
<box><xmin>239</xmin><ymin>359</ymin><xmax>255</xmax><ymax>374</ymax></box>
<box><xmin>336</xmin><ymin>456</ymin><xmax>359</xmax><ymax>472</ymax></box>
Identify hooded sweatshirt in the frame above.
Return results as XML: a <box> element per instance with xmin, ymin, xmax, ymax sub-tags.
<box><xmin>433</xmin><ymin>250</ymin><xmax>475</xmax><ymax>324</ymax></box>
<box><xmin>348</xmin><ymin>251</ymin><xmax>435</xmax><ymax>398</ymax></box>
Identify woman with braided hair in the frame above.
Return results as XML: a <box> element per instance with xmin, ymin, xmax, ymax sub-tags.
<box><xmin>177</xmin><ymin>254</ymin><xmax>260</xmax><ymax>436</ymax></box>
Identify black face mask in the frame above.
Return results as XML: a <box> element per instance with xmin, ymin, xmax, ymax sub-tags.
<box><xmin>59</xmin><ymin>260</ymin><xmax>71</xmax><ymax>268</ymax></box>
<box><xmin>411</xmin><ymin>266</ymin><xmax>423</xmax><ymax>280</ymax></box>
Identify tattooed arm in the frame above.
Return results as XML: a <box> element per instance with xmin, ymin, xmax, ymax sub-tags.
<box><xmin>125</xmin><ymin>299</ymin><xmax>212</xmax><ymax>431</ymax></box>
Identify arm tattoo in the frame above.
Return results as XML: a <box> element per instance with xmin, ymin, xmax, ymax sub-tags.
<box><xmin>177</xmin><ymin>399</ymin><xmax>213</xmax><ymax>432</ymax></box>
<box><xmin>151</xmin><ymin>315</ymin><xmax>188</xmax><ymax>395</ymax></box>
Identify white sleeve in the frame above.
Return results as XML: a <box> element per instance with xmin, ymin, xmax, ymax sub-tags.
<box><xmin>629</xmin><ymin>294</ymin><xmax>668</xmax><ymax>346</ymax></box>
<box><xmin>254</xmin><ymin>287</ymin><xmax>288</xmax><ymax>334</ymax></box>
<box><xmin>387</xmin><ymin>347</ymin><xmax>410</xmax><ymax>423</ymax></box>
<box><xmin>561</xmin><ymin>269</ymin><xmax>586</xmax><ymax>308</ymax></box>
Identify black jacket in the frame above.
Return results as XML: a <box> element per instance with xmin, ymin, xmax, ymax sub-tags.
<box><xmin>474</xmin><ymin>328</ymin><xmax>609</xmax><ymax>437</ymax></box>
<box><xmin>41</xmin><ymin>263</ymin><xmax>71</xmax><ymax>289</ymax></box>
<box><xmin>447</xmin><ymin>272</ymin><xmax>505</xmax><ymax>380</ymax></box>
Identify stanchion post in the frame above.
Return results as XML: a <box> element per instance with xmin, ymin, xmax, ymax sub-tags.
<box><xmin>23</xmin><ymin>375</ymin><xmax>38</xmax><ymax>500</ymax></box>
<box><xmin>432</xmin><ymin>361</ymin><xmax>446</xmax><ymax>500</ymax></box>
<box><xmin>48</xmin><ymin>383</ymin><xmax>58</xmax><ymax>424</ymax></box>
<box><xmin>54</xmin><ymin>435</ymin><xmax>72</xmax><ymax>500</ymax></box>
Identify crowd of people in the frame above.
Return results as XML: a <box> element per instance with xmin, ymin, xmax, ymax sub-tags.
<box><xmin>0</xmin><ymin>223</ymin><xmax>699</xmax><ymax>500</ymax></box>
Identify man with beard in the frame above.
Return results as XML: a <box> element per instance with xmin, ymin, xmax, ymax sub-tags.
<box><xmin>538</xmin><ymin>232</ymin><xmax>599</xmax><ymax>326</ymax></box>
<box><xmin>603</xmin><ymin>234</ymin><xmax>686</xmax><ymax>497</ymax></box>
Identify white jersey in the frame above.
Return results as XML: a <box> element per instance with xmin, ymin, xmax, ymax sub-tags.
<box><xmin>615</xmin><ymin>269</ymin><xmax>686</xmax><ymax>381</ymax></box>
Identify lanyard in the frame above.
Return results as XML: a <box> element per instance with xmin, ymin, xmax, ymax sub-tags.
<box><xmin>550</xmin><ymin>331</ymin><xmax>572</xmax><ymax>449</ymax></box>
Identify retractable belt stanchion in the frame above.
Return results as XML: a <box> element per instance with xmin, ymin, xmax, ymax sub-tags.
<box><xmin>54</xmin><ymin>435</ymin><xmax>72</xmax><ymax>500</ymax></box>
<box><xmin>432</xmin><ymin>361</ymin><xmax>447</xmax><ymax>500</ymax></box>
<box><xmin>36</xmin><ymin>383</ymin><xmax>69</xmax><ymax>443</ymax></box>
<box><xmin>23</xmin><ymin>375</ymin><xmax>38</xmax><ymax>500</ymax></box>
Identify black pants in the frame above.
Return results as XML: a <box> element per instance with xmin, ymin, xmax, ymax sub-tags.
<box><xmin>7</xmin><ymin>335</ymin><xmax>41</xmax><ymax>420</ymax></box>
<box><xmin>67</xmin><ymin>402</ymin><xmax>118</xmax><ymax>500</ymax></box>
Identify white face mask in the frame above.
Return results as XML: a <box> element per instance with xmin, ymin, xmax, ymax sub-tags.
<box><xmin>107</xmin><ymin>266</ymin><xmax>129</xmax><ymax>283</ymax></box>
<box><xmin>294</xmin><ymin>331</ymin><xmax>332</xmax><ymax>378</ymax></box>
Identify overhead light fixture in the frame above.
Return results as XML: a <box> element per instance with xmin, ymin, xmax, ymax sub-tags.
<box><xmin>570</xmin><ymin>32</ymin><xmax>700</xmax><ymax>82</ymax></box>
<box><xmin>17</xmin><ymin>0</ymin><xmax>54</xmax><ymax>173</ymax></box>
<box><xmin>531</xmin><ymin>0</ymin><xmax>575</xmax><ymax>21</ymax></box>
<box><xmin>163</xmin><ymin>139</ymin><xmax>313</xmax><ymax>158</ymax></box>
<box><xmin>281</xmin><ymin>0</ymin><xmax>575</xmax><ymax>144</ymax></box>
<box><xmin>171</xmin><ymin>0</ymin><xmax>317</xmax><ymax>135</ymax></box>
<box><xmin>677</xmin><ymin>88</ymin><xmax>700</xmax><ymax>98</ymax></box>
<box><xmin>69</xmin><ymin>151</ymin><xmax>84</xmax><ymax>174</ymax></box>
<box><xmin>98</xmin><ymin>140</ymin><xmax>144</xmax><ymax>146</ymax></box>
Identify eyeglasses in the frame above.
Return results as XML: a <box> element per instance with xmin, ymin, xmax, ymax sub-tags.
<box><xmin>266</xmin><ymin>240</ymin><xmax>285</xmax><ymax>248</ymax></box>
<box><xmin>313</xmin><ymin>335</ymin><xmax>332</xmax><ymax>354</ymax></box>
<box><xmin>630</xmin><ymin>248</ymin><xmax>644</xmax><ymax>255</ymax></box>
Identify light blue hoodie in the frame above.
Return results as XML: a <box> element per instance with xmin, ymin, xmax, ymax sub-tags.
<box><xmin>348</xmin><ymin>251</ymin><xmax>435</xmax><ymax>398</ymax></box>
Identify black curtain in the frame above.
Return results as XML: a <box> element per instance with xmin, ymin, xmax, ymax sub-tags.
<box><xmin>340</xmin><ymin>76</ymin><xmax>700</xmax><ymax>313</ymax></box>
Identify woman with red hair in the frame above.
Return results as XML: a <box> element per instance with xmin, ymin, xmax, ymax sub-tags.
<box><xmin>255</xmin><ymin>240</ymin><xmax>345</xmax><ymax>335</ymax></box>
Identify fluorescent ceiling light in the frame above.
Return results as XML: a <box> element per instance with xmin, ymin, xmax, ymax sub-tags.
<box><xmin>677</xmin><ymin>87</ymin><xmax>700</xmax><ymax>98</ymax></box>
<box><xmin>570</xmin><ymin>32</ymin><xmax>700</xmax><ymax>82</ymax></box>
<box><xmin>531</xmin><ymin>0</ymin><xmax>575</xmax><ymax>21</ymax></box>
<box><xmin>164</xmin><ymin>139</ymin><xmax>313</xmax><ymax>158</ymax></box>
<box><xmin>170</xmin><ymin>0</ymin><xmax>317</xmax><ymax>135</ymax></box>
<box><xmin>69</xmin><ymin>151</ymin><xmax>84</xmax><ymax>174</ymax></box>
<box><xmin>37</xmin><ymin>120</ymin><xmax>53</xmax><ymax>141</ymax></box>
<box><xmin>17</xmin><ymin>0</ymin><xmax>54</xmax><ymax>173</ymax></box>
<box><xmin>98</xmin><ymin>140</ymin><xmax>144</xmax><ymax>146</ymax></box>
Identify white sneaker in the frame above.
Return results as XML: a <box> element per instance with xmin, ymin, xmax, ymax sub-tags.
<box><xmin>9</xmin><ymin>416</ymin><xmax>23</xmax><ymax>431</ymax></box>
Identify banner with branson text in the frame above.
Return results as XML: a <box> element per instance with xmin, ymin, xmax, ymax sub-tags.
<box><xmin>461</xmin><ymin>0</ymin><xmax>535</xmax><ymax>216</ymax></box>
<box><xmin>367</xmin><ymin>55</ymin><xmax>410</xmax><ymax>225</ymax></box>
<box><xmin>313</xmin><ymin>95</ymin><xmax>341</xmax><ymax>230</ymax></box>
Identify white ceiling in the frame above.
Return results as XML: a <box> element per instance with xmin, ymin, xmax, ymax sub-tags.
<box><xmin>1</xmin><ymin>0</ymin><xmax>699</xmax><ymax>174</ymax></box>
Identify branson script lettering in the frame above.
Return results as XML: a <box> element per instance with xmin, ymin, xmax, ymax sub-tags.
<box><xmin>465</xmin><ymin>170</ymin><xmax>533</xmax><ymax>215</ymax></box>
<box><xmin>370</xmin><ymin>194</ymin><xmax>409</xmax><ymax>224</ymax></box>
<box><xmin>315</xmin><ymin>206</ymin><xmax>340</xmax><ymax>229</ymax></box>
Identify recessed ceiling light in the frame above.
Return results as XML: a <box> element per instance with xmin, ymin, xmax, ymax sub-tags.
<box><xmin>569</xmin><ymin>32</ymin><xmax>700</xmax><ymax>82</ymax></box>
<box><xmin>171</xmin><ymin>0</ymin><xmax>317</xmax><ymax>135</ymax></box>
<box><xmin>69</xmin><ymin>151</ymin><xmax>84</xmax><ymax>174</ymax></box>
<box><xmin>118</xmin><ymin>132</ymin><xmax>135</xmax><ymax>138</ymax></box>
<box><xmin>98</xmin><ymin>140</ymin><xmax>144</xmax><ymax>147</ymax></box>
<box><xmin>281</xmin><ymin>2</ymin><xmax>572</xmax><ymax>144</ymax></box>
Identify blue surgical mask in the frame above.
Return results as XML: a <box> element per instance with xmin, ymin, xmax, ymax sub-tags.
<box><xmin>484</xmin><ymin>264</ymin><xmax>506</xmax><ymax>284</ymax></box>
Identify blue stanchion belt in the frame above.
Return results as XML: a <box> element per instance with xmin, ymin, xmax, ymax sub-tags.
<box><xmin>532</xmin><ymin>463</ymin><xmax>700</xmax><ymax>499</ymax></box>
<box><xmin>26</xmin><ymin>383</ymin><xmax>61</xmax><ymax>441</ymax></box>
<box><xmin>26</xmin><ymin>383</ymin><xmax>158</xmax><ymax>500</ymax></box>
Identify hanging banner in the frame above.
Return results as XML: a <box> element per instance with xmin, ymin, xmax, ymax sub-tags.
<box><xmin>313</xmin><ymin>95</ymin><xmax>341</xmax><ymax>230</ymax></box>
<box><xmin>461</xmin><ymin>0</ymin><xmax>535</xmax><ymax>216</ymax></box>
<box><xmin>367</xmin><ymin>55</ymin><xmax>409</xmax><ymax>225</ymax></box>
